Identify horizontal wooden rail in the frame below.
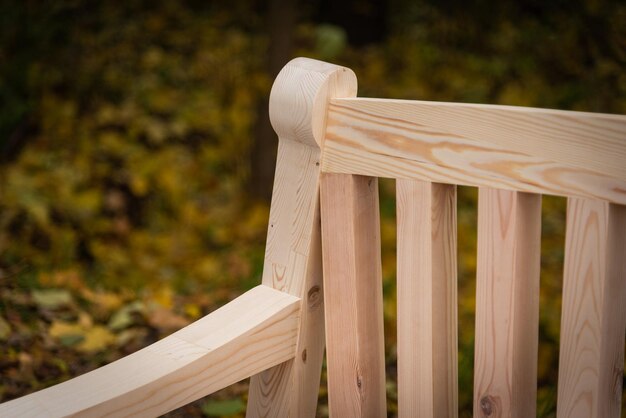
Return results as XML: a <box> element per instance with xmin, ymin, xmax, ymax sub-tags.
<box><xmin>322</xmin><ymin>97</ymin><xmax>626</xmax><ymax>204</ymax></box>
<box><xmin>0</xmin><ymin>285</ymin><xmax>300</xmax><ymax>418</ymax></box>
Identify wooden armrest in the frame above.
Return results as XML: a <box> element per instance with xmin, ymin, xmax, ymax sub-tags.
<box><xmin>0</xmin><ymin>285</ymin><xmax>300</xmax><ymax>417</ymax></box>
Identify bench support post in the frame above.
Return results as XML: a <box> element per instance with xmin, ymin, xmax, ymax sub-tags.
<box><xmin>246</xmin><ymin>58</ymin><xmax>357</xmax><ymax>417</ymax></box>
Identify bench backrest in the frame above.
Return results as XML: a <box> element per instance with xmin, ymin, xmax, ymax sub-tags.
<box><xmin>261</xmin><ymin>57</ymin><xmax>626</xmax><ymax>417</ymax></box>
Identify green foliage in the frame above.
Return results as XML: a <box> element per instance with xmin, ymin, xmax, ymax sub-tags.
<box><xmin>201</xmin><ymin>398</ymin><xmax>246</xmax><ymax>417</ymax></box>
<box><xmin>31</xmin><ymin>289</ymin><xmax>72</xmax><ymax>309</ymax></box>
<box><xmin>0</xmin><ymin>2</ymin><xmax>269</xmax><ymax>294</ymax></box>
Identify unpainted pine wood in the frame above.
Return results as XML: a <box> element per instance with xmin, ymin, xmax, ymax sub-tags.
<box><xmin>320</xmin><ymin>173</ymin><xmax>387</xmax><ymax>417</ymax></box>
<box><xmin>474</xmin><ymin>188</ymin><xmax>542</xmax><ymax>418</ymax></box>
<box><xmin>246</xmin><ymin>139</ymin><xmax>325</xmax><ymax>416</ymax></box>
<box><xmin>247</xmin><ymin>57</ymin><xmax>357</xmax><ymax>417</ymax></box>
<box><xmin>396</xmin><ymin>179</ymin><xmax>458</xmax><ymax>417</ymax></box>
<box><xmin>557</xmin><ymin>199</ymin><xmax>626</xmax><ymax>418</ymax></box>
<box><xmin>321</xmin><ymin>97</ymin><xmax>626</xmax><ymax>204</ymax></box>
<box><xmin>0</xmin><ymin>285</ymin><xmax>300</xmax><ymax>418</ymax></box>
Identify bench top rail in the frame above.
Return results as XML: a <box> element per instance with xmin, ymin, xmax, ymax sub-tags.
<box><xmin>322</xmin><ymin>97</ymin><xmax>626</xmax><ymax>203</ymax></box>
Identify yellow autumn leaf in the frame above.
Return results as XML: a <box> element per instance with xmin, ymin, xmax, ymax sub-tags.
<box><xmin>49</xmin><ymin>321</ymin><xmax>84</xmax><ymax>340</ymax></box>
<box><xmin>78</xmin><ymin>311</ymin><xmax>93</xmax><ymax>328</ymax></box>
<box><xmin>238</xmin><ymin>203</ymin><xmax>269</xmax><ymax>239</ymax></box>
<box><xmin>195</xmin><ymin>256</ymin><xmax>221</xmax><ymax>280</ymax></box>
<box><xmin>81</xmin><ymin>288</ymin><xmax>123</xmax><ymax>312</ymax></box>
<box><xmin>130</xmin><ymin>176</ymin><xmax>149</xmax><ymax>196</ymax></box>
<box><xmin>152</xmin><ymin>286</ymin><xmax>174</xmax><ymax>309</ymax></box>
<box><xmin>77</xmin><ymin>326</ymin><xmax>116</xmax><ymax>353</ymax></box>
<box><xmin>38</xmin><ymin>269</ymin><xmax>84</xmax><ymax>291</ymax></box>
<box><xmin>183</xmin><ymin>303</ymin><xmax>201</xmax><ymax>320</ymax></box>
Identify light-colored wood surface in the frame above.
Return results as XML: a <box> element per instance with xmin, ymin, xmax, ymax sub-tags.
<box><xmin>473</xmin><ymin>188</ymin><xmax>542</xmax><ymax>418</ymax></box>
<box><xmin>247</xmin><ymin>57</ymin><xmax>357</xmax><ymax>417</ymax></box>
<box><xmin>246</xmin><ymin>138</ymin><xmax>326</xmax><ymax>417</ymax></box>
<box><xmin>322</xmin><ymin>97</ymin><xmax>626</xmax><ymax>204</ymax></box>
<box><xmin>396</xmin><ymin>179</ymin><xmax>457</xmax><ymax>417</ymax></box>
<box><xmin>0</xmin><ymin>285</ymin><xmax>300</xmax><ymax>418</ymax></box>
<box><xmin>320</xmin><ymin>173</ymin><xmax>387</xmax><ymax>417</ymax></box>
<box><xmin>268</xmin><ymin>58</ymin><xmax>357</xmax><ymax>149</ymax></box>
<box><xmin>557</xmin><ymin>199</ymin><xmax>626</xmax><ymax>418</ymax></box>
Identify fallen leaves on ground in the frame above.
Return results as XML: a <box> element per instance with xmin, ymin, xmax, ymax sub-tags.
<box><xmin>0</xmin><ymin>275</ymin><xmax>236</xmax><ymax>414</ymax></box>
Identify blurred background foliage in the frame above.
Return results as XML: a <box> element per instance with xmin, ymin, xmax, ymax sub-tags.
<box><xmin>0</xmin><ymin>0</ymin><xmax>624</xmax><ymax>416</ymax></box>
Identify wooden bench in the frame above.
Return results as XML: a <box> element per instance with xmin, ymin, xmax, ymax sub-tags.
<box><xmin>1</xmin><ymin>57</ymin><xmax>625</xmax><ymax>417</ymax></box>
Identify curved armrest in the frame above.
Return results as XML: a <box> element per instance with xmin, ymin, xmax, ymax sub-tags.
<box><xmin>0</xmin><ymin>285</ymin><xmax>300</xmax><ymax>417</ymax></box>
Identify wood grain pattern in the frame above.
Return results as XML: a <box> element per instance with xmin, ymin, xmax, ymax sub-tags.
<box><xmin>557</xmin><ymin>199</ymin><xmax>626</xmax><ymax>418</ymax></box>
<box><xmin>0</xmin><ymin>285</ymin><xmax>300</xmax><ymax>418</ymax></box>
<box><xmin>473</xmin><ymin>188</ymin><xmax>542</xmax><ymax>418</ymax></box>
<box><xmin>247</xmin><ymin>57</ymin><xmax>357</xmax><ymax>417</ymax></box>
<box><xmin>322</xmin><ymin>98</ymin><xmax>626</xmax><ymax>204</ymax></box>
<box><xmin>396</xmin><ymin>179</ymin><xmax>458</xmax><ymax>418</ymax></box>
<box><xmin>320</xmin><ymin>173</ymin><xmax>387</xmax><ymax>417</ymax></box>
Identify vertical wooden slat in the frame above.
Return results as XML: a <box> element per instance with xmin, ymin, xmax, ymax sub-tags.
<box><xmin>396</xmin><ymin>179</ymin><xmax>458</xmax><ymax>417</ymax></box>
<box><xmin>320</xmin><ymin>173</ymin><xmax>387</xmax><ymax>417</ymax></box>
<box><xmin>557</xmin><ymin>199</ymin><xmax>626</xmax><ymax>418</ymax></box>
<box><xmin>474</xmin><ymin>188</ymin><xmax>542</xmax><ymax>418</ymax></box>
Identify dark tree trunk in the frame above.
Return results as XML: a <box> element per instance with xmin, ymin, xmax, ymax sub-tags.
<box><xmin>248</xmin><ymin>0</ymin><xmax>297</xmax><ymax>203</ymax></box>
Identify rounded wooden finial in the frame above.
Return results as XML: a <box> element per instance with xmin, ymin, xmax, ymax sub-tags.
<box><xmin>269</xmin><ymin>57</ymin><xmax>357</xmax><ymax>147</ymax></box>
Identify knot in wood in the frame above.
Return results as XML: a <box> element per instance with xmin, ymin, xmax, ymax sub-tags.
<box><xmin>307</xmin><ymin>285</ymin><xmax>321</xmax><ymax>310</ymax></box>
<box><xmin>479</xmin><ymin>395</ymin><xmax>496</xmax><ymax>416</ymax></box>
